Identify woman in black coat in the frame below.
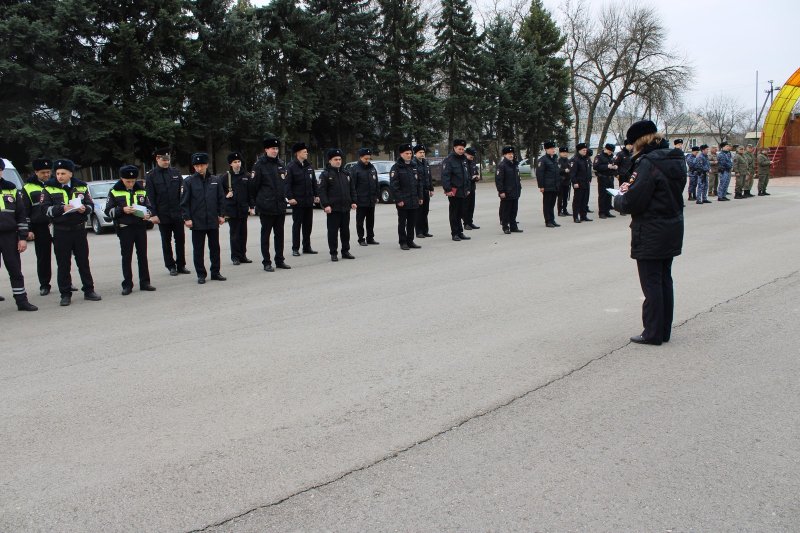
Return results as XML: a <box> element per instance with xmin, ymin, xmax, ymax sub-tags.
<box><xmin>613</xmin><ymin>120</ymin><xmax>687</xmax><ymax>345</ymax></box>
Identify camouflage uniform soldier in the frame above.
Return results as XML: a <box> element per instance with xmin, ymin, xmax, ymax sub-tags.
<box><xmin>707</xmin><ymin>145</ymin><xmax>719</xmax><ymax>196</ymax></box>
<box><xmin>757</xmin><ymin>148</ymin><xmax>772</xmax><ymax>196</ymax></box>
<box><xmin>733</xmin><ymin>146</ymin><xmax>748</xmax><ymax>199</ymax></box>
<box><xmin>694</xmin><ymin>145</ymin><xmax>711</xmax><ymax>204</ymax></box>
<box><xmin>743</xmin><ymin>145</ymin><xmax>755</xmax><ymax>197</ymax></box>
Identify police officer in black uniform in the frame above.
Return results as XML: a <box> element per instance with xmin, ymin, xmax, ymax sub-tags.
<box><xmin>145</xmin><ymin>148</ymin><xmax>189</xmax><ymax>276</ymax></box>
<box><xmin>0</xmin><ymin>158</ymin><xmax>37</xmax><ymax>311</ymax></box>
<box><xmin>557</xmin><ymin>147</ymin><xmax>572</xmax><ymax>217</ymax></box>
<box><xmin>463</xmin><ymin>146</ymin><xmax>481</xmax><ymax>230</ymax></box>
<box><xmin>22</xmin><ymin>158</ymin><xmax>64</xmax><ymax>295</ymax></box>
<box><xmin>570</xmin><ymin>143</ymin><xmax>592</xmax><ymax>223</ymax></box>
<box><xmin>593</xmin><ymin>142</ymin><xmax>618</xmax><ymax>218</ymax></box>
<box><xmin>105</xmin><ymin>165</ymin><xmax>156</xmax><ymax>295</ymax></box>
<box><xmin>221</xmin><ymin>152</ymin><xmax>253</xmax><ymax>265</ymax></box>
<box><xmin>318</xmin><ymin>148</ymin><xmax>357</xmax><ymax>261</ymax></box>
<box><xmin>250</xmin><ymin>138</ymin><xmax>291</xmax><ymax>272</ymax></box>
<box><xmin>391</xmin><ymin>143</ymin><xmax>424</xmax><ymax>250</ymax></box>
<box><xmin>496</xmin><ymin>146</ymin><xmax>522</xmax><ymax>234</ymax></box>
<box><xmin>285</xmin><ymin>142</ymin><xmax>318</xmax><ymax>256</ymax></box>
<box><xmin>41</xmin><ymin>159</ymin><xmax>102</xmax><ymax>306</ymax></box>
<box><xmin>181</xmin><ymin>153</ymin><xmax>226</xmax><ymax>284</ymax></box>
<box><xmin>413</xmin><ymin>144</ymin><xmax>434</xmax><ymax>238</ymax></box>
<box><xmin>351</xmin><ymin>147</ymin><xmax>380</xmax><ymax>246</ymax></box>
<box><xmin>614</xmin><ymin>139</ymin><xmax>634</xmax><ymax>188</ymax></box>
<box><xmin>441</xmin><ymin>139</ymin><xmax>471</xmax><ymax>241</ymax></box>
<box><xmin>536</xmin><ymin>141</ymin><xmax>561</xmax><ymax>228</ymax></box>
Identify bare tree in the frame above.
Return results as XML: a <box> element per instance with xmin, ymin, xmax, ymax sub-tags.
<box><xmin>697</xmin><ymin>94</ymin><xmax>749</xmax><ymax>144</ymax></box>
<box><xmin>560</xmin><ymin>0</ymin><xmax>691</xmax><ymax>149</ymax></box>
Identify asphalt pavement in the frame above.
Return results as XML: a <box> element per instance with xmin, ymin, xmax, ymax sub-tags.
<box><xmin>1</xmin><ymin>181</ymin><xmax>799</xmax><ymax>532</ymax></box>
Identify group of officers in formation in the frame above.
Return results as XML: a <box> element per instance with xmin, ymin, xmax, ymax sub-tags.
<box><xmin>0</xmin><ymin>134</ymin><xmax>773</xmax><ymax>311</ymax></box>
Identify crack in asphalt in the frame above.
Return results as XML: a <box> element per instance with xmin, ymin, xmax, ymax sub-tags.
<box><xmin>187</xmin><ymin>269</ymin><xmax>800</xmax><ymax>532</ymax></box>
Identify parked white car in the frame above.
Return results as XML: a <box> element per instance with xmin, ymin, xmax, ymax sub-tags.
<box><xmin>0</xmin><ymin>158</ymin><xmax>24</xmax><ymax>189</ymax></box>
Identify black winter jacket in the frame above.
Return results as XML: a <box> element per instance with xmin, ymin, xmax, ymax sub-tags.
<box><xmin>285</xmin><ymin>158</ymin><xmax>317</xmax><ymax>207</ymax></box>
<box><xmin>569</xmin><ymin>155</ymin><xmax>592</xmax><ymax>187</ymax></box>
<box><xmin>350</xmin><ymin>160</ymin><xmax>379</xmax><ymax>207</ymax></box>
<box><xmin>317</xmin><ymin>165</ymin><xmax>356</xmax><ymax>213</ymax></box>
<box><xmin>41</xmin><ymin>177</ymin><xmax>94</xmax><ymax>228</ymax></box>
<box><xmin>105</xmin><ymin>180</ymin><xmax>151</xmax><ymax>227</ymax></box>
<box><xmin>466</xmin><ymin>157</ymin><xmax>480</xmax><ymax>192</ymax></box>
<box><xmin>221</xmin><ymin>168</ymin><xmax>252</xmax><ymax>218</ymax></box>
<box><xmin>413</xmin><ymin>156</ymin><xmax>433</xmax><ymax>192</ymax></box>
<box><xmin>145</xmin><ymin>166</ymin><xmax>183</xmax><ymax>223</ymax></box>
<box><xmin>613</xmin><ymin>141</ymin><xmax>687</xmax><ymax>260</ymax></box>
<box><xmin>613</xmin><ymin>147</ymin><xmax>633</xmax><ymax>183</ymax></box>
<box><xmin>558</xmin><ymin>156</ymin><xmax>571</xmax><ymax>183</ymax></box>
<box><xmin>250</xmin><ymin>154</ymin><xmax>287</xmax><ymax>216</ymax></box>
<box><xmin>180</xmin><ymin>172</ymin><xmax>224</xmax><ymax>231</ymax></box>
<box><xmin>535</xmin><ymin>153</ymin><xmax>560</xmax><ymax>192</ymax></box>
<box><xmin>21</xmin><ymin>176</ymin><xmax>50</xmax><ymax>225</ymax></box>
<box><xmin>593</xmin><ymin>151</ymin><xmax>616</xmax><ymax>181</ymax></box>
<box><xmin>441</xmin><ymin>152</ymin><xmax>470</xmax><ymax>198</ymax></box>
<box><xmin>495</xmin><ymin>158</ymin><xmax>521</xmax><ymax>199</ymax></box>
<box><xmin>0</xmin><ymin>179</ymin><xmax>29</xmax><ymax>239</ymax></box>
<box><xmin>390</xmin><ymin>158</ymin><xmax>422</xmax><ymax>210</ymax></box>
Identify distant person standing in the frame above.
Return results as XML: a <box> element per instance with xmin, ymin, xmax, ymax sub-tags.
<box><xmin>441</xmin><ymin>139</ymin><xmax>472</xmax><ymax>241</ymax></box>
<box><xmin>694</xmin><ymin>145</ymin><xmax>711</xmax><ymax>204</ymax></box>
<box><xmin>250</xmin><ymin>138</ymin><xmax>291</xmax><ymax>272</ymax></box>
<box><xmin>614</xmin><ymin>140</ymin><xmax>634</xmax><ymax>187</ymax></box>
<box><xmin>0</xmin><ymin>158</ymin><xmax>37</xmax><ymax>311</ymax></box>
<box><xmin>557</xmin><ymin>146</ymin><xmax>572</xmax><ymax>217</ymax></box>
<box><xmin>685</xmin><ymin>146</ymin><xmax>700</xmax><ymax>201</ymax></box>
<box><xmin>413</xmin><ymin>145</ymin><xmax>435</xmax><ymax>238</ymax></box>
<box><xmin>22</xmin><ymin>158</ymin><xmax>58</xmax><ymax>295</ymax></box>
<box><xmin>351</xmin><ymin>148</ymin><xmax>380</xmax><ymax>246</ymax></box>
<box><xmin>496</xmin><ymin>146</ymin><xmax>522</xmax><ymax>234</ymax></box>
<box><xmin>707</xmin><ymin>145</ymin><xmax>719</xmax><ymax>197</ymax></box>
<box><xmin>743</xmin><ymin>144</ymin><xmax>756</xmax><ymax>198</ymax></box>
<box><xmin>462</xmin><ymin>146</ymin><xmax>481</xmax><ymax>230</ymax></box>
<box><xmin>391</xmin><ymin>143</ymin><xmax>424</xmax><ymax>250</ymax></box>
<box><xmin>570</xmin><ymin>143</ymin><xmax>592</xmax><ymax>223</ymax></box>
<box><xmin>318</xmin><ymin>148</ymin><xmax>357</xmax><ymax>261</ymax></box>
<box><xmin>181</xmin><ymin>153</ymin><xmax>226</xmax><ymax>284</ymax></box>
<box><xmin>716</xmin><ymin>142</ymin><xmax>733</xmax><ymax>201</ymax></box>
<box><xmin>593</xmin><ymin>143</ymin><xmax>618</xmax><ymax>218</ymax></box>
<box><xmin>286</xmin><ymin>142</ymin><xmax>318</xmax><ymax>256</ymax></box>
<box><xmin>756</xmin><ymin>147</ymin><xmax>772</xmax><ymax>196</ymax></box>
<box><xmin>613</xmin><ymin>120</ymin><xmax>687</xmax><ymax>346</ymax></box>
<box><xmin>146</xmin><ymin>147</ymin><xmax>189</xmax><ymax>276</ymax></box>
<box><xmin>535</xmin><ymin>141</ymin><xmax>561</xmax><ymax>228</ymax></box>
<box><xmin>221</xmin><ymin>152</ymin><xmax>254</xmax><ymax>265</ymax></box>
<box><xmin>733</xmin><ymin>145</ymin><xmax>748</xmax><ymax>199</ymax></box>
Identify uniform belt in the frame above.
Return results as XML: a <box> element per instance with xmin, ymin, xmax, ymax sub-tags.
<box><xmin>53</xmin><ymin>223</ymin><xmax>85</xmax><ymax>231</ymax></box>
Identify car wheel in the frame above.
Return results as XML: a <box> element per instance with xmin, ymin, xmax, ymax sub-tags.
<box><xmin>91</xmin><ymin>215</ymin><xmax>103</xmax><ymax>234</ymax></box>
<box><xmin>380</xmin><ymin>186</ymin><xmax>391</xmax><ymax>204</ymax></box>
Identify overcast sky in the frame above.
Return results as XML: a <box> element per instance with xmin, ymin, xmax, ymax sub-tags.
<box><xmin>251</xmin><ymin>0</ymin><xmax>797</xmax><ymax>117</ymax></box>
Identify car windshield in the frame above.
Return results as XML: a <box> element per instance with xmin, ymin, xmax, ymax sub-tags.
<box><xmin>374</xmin><ymin>162</ymin><xmax>393</xmax><ymax>174</ymax></box>
<box><xmin>88</xmin><ymin>183</ymin><xmax>113</xmax><ymax>198</ymax></box>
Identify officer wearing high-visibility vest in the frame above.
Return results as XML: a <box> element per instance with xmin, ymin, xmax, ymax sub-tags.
<box><xmin>0</xmin><ymin>158</ymin><xmax>37</xmax><ymax>311</ymax></box>
<box><xmin>22</xmin><ymin>158</ymin><xmax>55</xmax><ymax>295</ymax></box>
<box><xmin>105</xmin><ymin>165</ymin><xmax>156</xmax><ymax>295</ymax></box>
<box><xmin>41</xmin><ymin>159</ymin><xmax>102</xmax><ymax>306</ymax></box>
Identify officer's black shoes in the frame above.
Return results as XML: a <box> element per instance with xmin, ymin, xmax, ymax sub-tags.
<box><xmin>719</xmin><ymin>197</ymin><xmax>730</xmax><ymax>201</ymax></box>
<box><xmin>744</xmin><ymin>191</ymin><xmax>754</xmax><ymax>197</ymax></box>
<box><xmin>303</xmin><ymin>248</ymin><xmax>319</xmax><ymax>254</ymax></box>
<box><xmin>416</xmin><ymin>233</ymin><xmax>426</xmax><ymax>238</ymax></box>
<box><xmin>121</xmin><ymin>287</ymin><xmax>133</xmax><ymax>296</ymax></box>
<box><xmin>169</xmin><ymin>267</ymin><xmax>178</xmax><ymax>276</ymax></box>
<box><xmin>84</xmin><ymin>291</ymin><xmax>102</xmax><ymax>301</ymax></box>
<box><xmin>17</xmin><ymin>300</ymin><xmax>38</xmax><ymax>312</ymax></box>
<box><xmin>358</xmin><ymin>240</ymin><xmax>368</xmax><ymax>246</ymax></box>
<box><xmin>292</xmin><ymin>249</ymin><xmax>301</xmax><ymax>256</ymax></box>
<box><xmin>465</xmin><ymin>225</ymin><xmax>477</xmax><ymax>230</ymax></box>
<box><xmin>210</xmin><ymin>274</ymin><xmax>227</xmax><ymax>281</ymax></box>
<box><xmin>140</xmin><ymin>285</ymin><xmax>156</xmax><ymax>292</ymax></box>
<box><xmin>573</xmin><ymin>218</ymin><xmax>581</xmax><ymax>223</ymax></box>
<box><xmin>734</xmin><ymin>193</ymin><xmax>743</xmax><ymax>199</ymax></box>
<box><xmin>232</xmin><ymin>258</ymin><xmax>241</xmax><ymax>265</ymax></box>
<box><xmin>367</xmin><ymin>239</ymin><xmax>380</xmax><ymax>245</ymax></box>
<box><xmin>457</xmin><ymin>233</ymin><xmax>471</xmax><ymax>240</ymax></box>
<box><xmin>451</xmin><ymin>235</ymin><xmax>461</xmax><ymax>241</ymax></box>
<box><xmin>40</xmin><ymin>286</ymin><xmax>50</xmax><ymax>296</ymax></box>
<box><xmin>331</xmin><ymin>254</ymin><xmax>339</xmax><ymax>261</ymax></box>
<box><xmin>197</xmin><ymin>277</ymin><xmax>207</xmax><ymax>284</ymax></box>
<box><xmin>275</xmin><ymin>263</ymin><xmax>291</xmax><ymax>269</ymax></box>
<box><xmin>464</xmin><ymin>223</ymin><xmax>479</xmax><ymax>230</ymax></box>
<box><xmin>503</xmin><ymin>228</ymin><xmax>511</xmax><ymax>234</ymax></box>
<box><xmin>462</xmin><ymin>225</ymin><xmax>472</xmax><ymax>231</ymax></box>
<box><xmin>240</xmin><ymin>257</ymin><xmax>253</xmax><ymax>263</ymax></box>
<box><xmin>510</xmin><ymin>228</ymin><xmax>523</xmax><ymax>233</ymax></box>
<box><xmin>178</xmin><ymin>267</ymin><xmax>191</xmax><ymax>274</ymax></box>
<box><xmin>400</xmin><ymin>243</ymin><xmax>411</xmax><ymax>250</ymax></box>
<box><xmin>605</xmin><ymin>213</ymin><xmax>615</xmax><ymax>218</ymax></box>
<box><xmin>342</xmin><ymin>252</ymin><xmax>356</xmax><ymax>259</ymax></box>
<box><xmin>630</xmin><ymin>335</ymin><xmax>662</xmax><ymax>346</ymax></box>
<box><xmin>763</xmin><ymin>191</ymin><xmax>770</xmax><ymax>196</ymax></box>
<box><xmin>546</xmin><ymin>222</ymin><xmax>557</xmax><ymax>228</ymax></box>
<box><xmin>263</xmin><ymin>264</ymin><xmax>275</xmax><ymax>272</ymax></box>
<box><xmin>60</xmin><ymin>295</ymin><xmax>71</xmax><ymax>306</ymax></box>
<box><xmin>407</xmin><ymin>243</ymin><xmax>421</xmax><ymax>249</ymax></box>
<box><xmin>581</xmin><ymin>217</ymin><xmax>593</xmax><ymax>222</ymax></box>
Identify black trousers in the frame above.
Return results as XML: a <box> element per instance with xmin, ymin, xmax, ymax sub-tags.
<box><xmin>53</xmin><ymin>227</ymin><xmax>94</xmax><ymax>296</ymax></box>
<box><xmin>448</xmin><ymin>196</ymin><xmax>465</xmax><ymax>235</ymax></box>
<box><xmin>291</xmin><ymin>206</ymin><xmax>314</xmax><ymax>252</ymax></box>
<box><xmin>356</xmin><ymin>206</ymin><xmax>375</xmax><ymax>242</ymax></box>
<box><xmin>117</xmin><ymin>225</ymin><xmax>150</xmax><ymax>289</ymax></box>
<box><xmin>0</xmin><ymin>232</ymin><xmax>27</xmax><ymax>300</ymax></box>
<box><xmin>191</xmin><ymin>228</ymin><xmax>220</xmax><ymax>279</ymax></box>
<box><xmin>598</xmin><ymin>176</ymin><xmax>613</xmax><ymax>215</ymax></box>
<box><xmin>260</xmin><ymin>214</ymin><xmax>285</xmax><ymax>266</ymax></box>
<box><xmin>557</xmin><ymin>182</ymin><xmax>571</xmax><ymax>214</ymax></box>
<box><xmin>157</xmin><ymin>219</ymin><xmax>186</xmax><ymax>270</ymax></box>
<box><xmin>584</xmin><ymin>182</ymin><xmax>592</xmax><ymax>212</ymax></box>
<box><xmin>228</xmin><ymin>216</ymin><xmax>248</xmax><ymax>260</ymax></box>
<box><xmin>542</xmin><ymin>191</ymin><xmax>557</xmax><ymax>223</ymax></box>
<box><xmin>326</xmin><ymin>211</ymin><xmax>351</xmax><ymax>255</ymax></box>
<box><xmin>499</xmin><ymin>197</ymin><xmax>519</xmax><ymax>230</ymax></box>
<box><xmin>463</xmin><ymin>186</ymin><xmax>476</xmax><ymax>225</ymax></box>
<box><xmin>636</xmin><ymin>258</ymin><xmax>675</xmax><ymax>343</ymax></box>
<box><xmin>416</xmin><ymin>193</ymin><xmax>431</xmax><ymax>234</ymax></box>
<box><xmin>572</xmin><ymin>186</ymin><xmax>588</xmax><ymax>218</ymax></box>
<box><xmin>30</xmin><ymin>222</ymin><xmax>52</xmax><ymax>289</ymax></box>
<box><xmin>397</xmin><ymin>208</ymin><xmax>417</xmax><ymax>245</ymax></box>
